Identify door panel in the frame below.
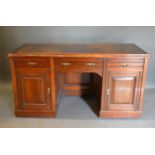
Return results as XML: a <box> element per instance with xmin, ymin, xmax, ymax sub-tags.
<box><xmin>106</xmin><ymin>71</ymin><xmax>142</xmax><ymax>111</ymax></box>
<box><xmin>16</xmin><ymin>68</ymin><xmax>51</xmax><ymax>110</ymax></box>
<box><xmin>21</xmin><ymin>77</ymin><xmax>46</xmax><ymax>104</ymax></box>
<box><xmin>111</xmin><ymin>76</ymin><xmax>136</xmax><ymax>105</ymax></box>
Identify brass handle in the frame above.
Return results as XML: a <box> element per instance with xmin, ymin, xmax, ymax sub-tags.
<box><xmin>123</xmin><ymin>64</ymin><xmax>128</xmax><ymax>67</ymax></box>
<box><xmin>61</xmin><ymin>62</ymin><xmax>71</xmax><ymax>66</ymax></box>
<box><xmin>86</xmin><ymin>62</ymin><xmax>96</xmax><ymax>66</ymax></box>
<box><xmin>47</xmin><ymin>87</ymin><xmax>51</xmax><ymax>95</ymax></box>
<box><xmin>106</xmin><ymin>89</ymin><xmax>110</xmax><ymax>96</ymax></box>
<box><xmin>27</xmin><ymin>62</ymin><xmax>37</xmax><ymax>65</ymax></box>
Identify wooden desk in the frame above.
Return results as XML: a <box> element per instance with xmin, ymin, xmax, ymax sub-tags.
<box><xmin>8</xmin><ymin>44</ymin><xmax>150</xmax><ymax>118</ymax></box>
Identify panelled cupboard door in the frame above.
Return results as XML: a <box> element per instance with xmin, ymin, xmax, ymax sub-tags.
<box><xmin>15</xmin><ymin>68</ymin><xmax>51</xmax><ymax>110</ymax></box>
<box><xmin>105</xmin><ymin>71</ymin><xmax>142</xmax><ymax>111</ymax></box>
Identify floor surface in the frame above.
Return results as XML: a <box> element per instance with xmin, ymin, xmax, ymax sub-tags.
<box><xmin>0</xmin><ymin>82</ymin><xmax>155</xmax><ymax>128</ymax></box>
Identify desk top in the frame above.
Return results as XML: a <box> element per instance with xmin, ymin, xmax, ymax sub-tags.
<box><xmin>8</xmin><ymin>43</ymin><xmax>150</xmax><ymax>58</ymax></box>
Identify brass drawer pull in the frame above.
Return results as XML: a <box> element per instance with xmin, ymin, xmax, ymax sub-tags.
<box><xmin>123</xmin><ymin>64</ymin><xmax>128</xmax><ymax>67</ymax></box>
<box><xmin>27</xmin><ymin>62</ymin><xmax>37</xmax><ymax>65</ymax></box>
<box><xmin>86</xmin><ymin>62</ymin><xmax>96</xmax><ymax>66</ymax></box>
<box><xmin>61</xmin><ymin>62</ymin><xmax>71</xmax><ymax>66</ymax></box>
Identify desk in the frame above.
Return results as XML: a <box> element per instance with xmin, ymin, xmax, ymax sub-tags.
<box><xmin>8</xmin><ymin>44</ymin><xmax>150</xmax><ymax>118</ymax></box>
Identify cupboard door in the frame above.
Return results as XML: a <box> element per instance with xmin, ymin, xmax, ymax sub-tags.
<box><xmin>105</xmin><ymin>71</ymin><xmax>142</xmax><ymax>111</ymax></box>
<box><xmin>16</xmin><ymin>68</ymin><xmax>51</xmax><ymax>110</ymax></box>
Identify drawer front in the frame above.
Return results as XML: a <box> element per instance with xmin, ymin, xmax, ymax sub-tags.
<box><xmin>14</xmin><ymin>57</ymin><xmax>50</xmax><ymax>68</ymax></box>
<box><xmin>107</xmin><ymin>58</ymin><xmax>144</xmax><ymax>71</ymax></box>
<box><xmin>54</xmin><ymin>58</ymin><xmax>103</xmax><ymax>74</ymax></box>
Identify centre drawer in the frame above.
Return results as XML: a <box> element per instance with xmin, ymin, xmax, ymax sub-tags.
<box><xmin>54</xmin><ymin>58</ymin><xmax>103</xmax><ymax>74</ymax></box>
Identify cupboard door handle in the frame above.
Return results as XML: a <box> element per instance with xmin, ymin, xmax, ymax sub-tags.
<box><xmin>27</xmin><ymin>62</ymin><xmax>37</xmax><ymax>65</ymax></box>
<box><xmin>123</xmin><ymin>64</ymin><xmax>128</xmax><ymax>67</ymax></box>
<box><xmin>47</xmin><ymin>88</ymin><xmax>51</xmax><ymax>95</ymax></box>
<box><xmin>86</xmin><ymin>63</ymin><xmax>96</xmax><ymax>66</ymax></box>
<box><xmin>106</xmin><ymin>89</ymin><xmax>110</xmax><ymax>96</ymax></box>
<box><xmin>61</xmin><ymin>62</ymin><xmax>71</xmax><ymax>66</ymax></box>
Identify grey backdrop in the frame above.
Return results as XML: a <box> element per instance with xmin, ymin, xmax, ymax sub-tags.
<box><xmin>0</xmin><ymin>26</ymin><xmax>154</xmax><ymax>88</ymax></box>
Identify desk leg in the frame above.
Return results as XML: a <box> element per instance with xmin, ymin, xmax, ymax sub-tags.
<box><xmin>99</xmin><ymin>59</ymin><xmax>107</xmax><ymax>117</ymax></box>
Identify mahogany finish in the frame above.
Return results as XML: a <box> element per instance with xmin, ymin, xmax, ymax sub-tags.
<box><xmin>8</xmin><ymin>44</ymin><xmax>150</xmax><ymax>118</ymax></box>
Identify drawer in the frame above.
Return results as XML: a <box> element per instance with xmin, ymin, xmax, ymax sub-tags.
<box><xmin>14</xmin><ymin>57</ymin><xmax>50</xmax><ymax>68</ymax></box>
<box><xmin>107</xmin><ymin>62</ymin><xmax>144</xmax><ymax>67</ymax></box>
<box><xmin>107</xmin><ymin>58</ymin><xmax>144</xmax><ymax>67</ymax></box>
<box><xmin>54</xmin><ymin>58</ymin><xmax>103</xmax><ymax>74</ymax></box>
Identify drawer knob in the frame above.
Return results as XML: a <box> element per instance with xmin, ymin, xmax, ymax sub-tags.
<box><xmin>86</xmin><ymin>63</ymin><xmax>96</xmax><ymax>66</ymax></box>
<box><xmin>123</xmin><ymin>64</ymin><xmax>128</xmax><ymax>67</ymax></box>
<box><xmin>27</xmin><ymin>62</ymin><xmax>37</xmax><ymax>65</ymax></box>
<box><xmin>61</xmin><ymin>62</ymin><xmax>71</xmax><ymax>66</ymax></box>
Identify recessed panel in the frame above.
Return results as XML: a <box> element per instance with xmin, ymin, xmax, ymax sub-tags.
<box><xmin>64</xmin><ymin>73</ymin><xmax>91</xmax><ymax>85</ymax></box>
<box><xmin>21</xmin><ymin>77</ymin><xmax>45</xmax><ymax>105</ymax></box>
<box><xmin>111</xmin><ymin>77</ymin><xmax>135</xmax><ymax>105</ymax></box>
